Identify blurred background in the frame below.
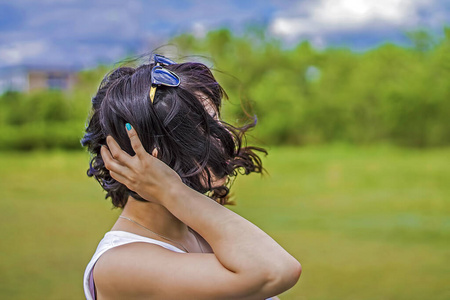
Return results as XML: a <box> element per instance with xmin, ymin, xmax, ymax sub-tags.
<box><xmin>0</xmin><ymin>1</ymin><xmax>449</xmax><ymax>299</ymax></box>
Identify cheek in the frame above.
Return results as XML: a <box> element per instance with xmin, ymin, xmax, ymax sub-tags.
<box><xmin>212</xmin><ymin>175</ymin><xmax>227</xmax><ymax>188</ymax></box>
<box><xmin>200</xmin><ymin>168</ymin><xmax>228</xmax><ymax>189</ymax></box>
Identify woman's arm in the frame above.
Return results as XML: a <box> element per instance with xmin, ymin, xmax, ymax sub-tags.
<box><xmin>96</xmin><ymin>125</ymin><xmax>301</xmax><ymax>299</ymax></box>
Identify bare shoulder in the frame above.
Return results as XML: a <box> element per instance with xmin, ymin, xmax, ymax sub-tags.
<box><xmin>93</xmin><ymin>242</ymin><xmax>264</xmax><ymax>300</ymax></box>
<box><xmin>93</xmin><ymin>242</ymin><xmax>167</xmax><ymax>299</ymax></box>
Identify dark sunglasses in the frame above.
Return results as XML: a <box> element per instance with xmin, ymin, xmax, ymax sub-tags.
<box><xmin>149</xmin><ymin>54</ymin><xmax>180</xmax><ymax>103</ymax></box>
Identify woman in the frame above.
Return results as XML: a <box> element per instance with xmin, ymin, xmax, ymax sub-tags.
<box><xmin>82</xmin><ymin>54</ymin><xmax>301</xmax><ymax>300</ymax></box>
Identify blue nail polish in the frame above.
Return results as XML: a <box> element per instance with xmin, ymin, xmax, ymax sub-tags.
<box><xmin>125</xmin><ymin>123</ymin><xmax>131</xmax><ymax>131</ymax></box>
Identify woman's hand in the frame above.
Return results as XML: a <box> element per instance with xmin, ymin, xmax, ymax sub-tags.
<box><xmin>100</xmin><ymin>123</ymin><xmax>183</xmax><ymax>204</ymax></box>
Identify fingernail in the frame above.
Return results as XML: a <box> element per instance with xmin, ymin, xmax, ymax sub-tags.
<box><xmin>125</xmin><ymin>123</ymin><xmax>132</xmax><ymax>131</ymax></box>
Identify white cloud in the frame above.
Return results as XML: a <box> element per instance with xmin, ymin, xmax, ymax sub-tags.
<box><xmin>0</xmin><ymin>40</ymin><xmax>48</xmax><ymax>65</ymax></box>
<box><xmin>192</xmin><ymin>22</ymin><xmax>208</xmax><ymax>38</ymax></box>
<box><xmin>270</xmin><ymin>0</ymin><xmax>431</xmax><ymax>40</ymax></box>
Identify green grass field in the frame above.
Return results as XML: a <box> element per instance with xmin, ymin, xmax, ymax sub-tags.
<box><xmin>0</xmin><ymin>145</ymin><xmax>449</xmax><ymax>300</ymax></box>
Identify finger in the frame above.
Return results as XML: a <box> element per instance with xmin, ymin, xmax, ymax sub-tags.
<box><xmin>101</xmin><ymin>144</ymin><xmax>115</xmax><ymax>164</ymax></box>
<box><xmin>106</xmin><ymin>136</ymin><xmax>132</xmax><ymax>165</ymax></box>
<box><xmin>101</xmin><ymin>146</ymin><xmax>131</xmax><ymax>175</ymax></box>
<box><xmin>109</xmin><ymin>170</ymin><xmax>131</xmax><ymax>187</ymax></box>
<box><xmin>125</xmin><ymin>123</ymin><xmax>147</xmax><ymax>159</ymax></box>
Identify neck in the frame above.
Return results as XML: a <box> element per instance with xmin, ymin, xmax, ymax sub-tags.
<box><xmin>114</xmin><ymin>196</ymin><xmax>189</xmax><ymax>240</ymax></box>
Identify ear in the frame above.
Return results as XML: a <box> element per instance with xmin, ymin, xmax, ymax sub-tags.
<box><xmin>151</xmin><ymin>148</ymin><xmax>159</xmax><ymax>158</ymax></box>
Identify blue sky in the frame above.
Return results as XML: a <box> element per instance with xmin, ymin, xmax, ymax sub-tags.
<box><xmin>0</xmin><ymin>0</ymin><xmax>448</xmax><ymax>69</ymax></box>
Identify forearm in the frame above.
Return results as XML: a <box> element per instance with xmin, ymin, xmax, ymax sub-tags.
<box><xmin>163</xmin><ymin>183</ymin><xmax>301</xmax><ymax>285</ymax></box>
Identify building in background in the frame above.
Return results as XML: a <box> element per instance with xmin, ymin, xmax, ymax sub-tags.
<box><xmin>0</xmin><ymin>65</ymin><xmax>78</xmax><ymax>94</ymax></box>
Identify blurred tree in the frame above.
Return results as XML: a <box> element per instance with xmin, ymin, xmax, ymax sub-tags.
<box><xmin>1</xmin><ymin>27</ymin><xmax>449</xmax><ymax>150</ymax></box>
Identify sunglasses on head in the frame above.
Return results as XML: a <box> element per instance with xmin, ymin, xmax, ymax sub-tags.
<box><xmin>154</xmin><ymin>54</ymin><xmax>177</xmax><ymax>66</ymax></box>
<box><xmin>149</xmin><ymin>54</ymin><xmax>180</xmax><ymax>103</ymax></box>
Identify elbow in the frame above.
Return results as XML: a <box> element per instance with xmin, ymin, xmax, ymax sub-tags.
<box><xmin>291</xmin><ymin>260</ymin><xmax>302</xmax><ymax>286</ymax></box>
<box><xmin>265</xmin><ymin>258</ymin><xmax>302</xmax><ymax>294</ymax></box>
<box><xmin>282</xmin><ymin>259</ymin><xmax>302</xmax><ymax>289</ymax></box>
<box><xmin>240</xmin><ymin>258</ymin><xmax>301</xmax><ymax>298</ymax></box>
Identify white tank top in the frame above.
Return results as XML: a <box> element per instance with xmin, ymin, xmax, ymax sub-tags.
<box><xmin>83</xmin><ymin>230</ymin><xmax>186</xmax><ymax>300</ymax></box>
<box><xmin>83</xmin><ymin>230</ymin><xmax>275</xmax><ymax>300</ymax></box>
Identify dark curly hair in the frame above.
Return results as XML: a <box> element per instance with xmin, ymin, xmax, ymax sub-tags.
<box><xmin>81</xmin><ymin>56</ymin><xmax>267</xmax><ymax>208</ymax></box>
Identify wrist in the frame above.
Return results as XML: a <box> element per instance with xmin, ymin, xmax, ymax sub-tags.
<box><xmin>158</xmin><ymin>180</ymin><xmax>187</xmax><ymax>206</ymax></box>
